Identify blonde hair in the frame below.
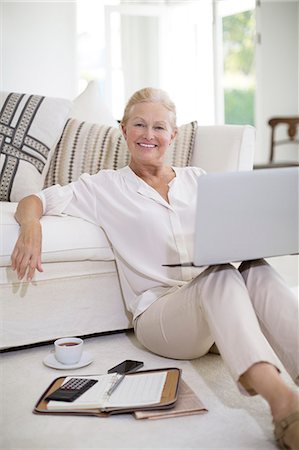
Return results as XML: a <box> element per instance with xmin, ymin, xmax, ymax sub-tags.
<box><xmin>121</xmin><ymin>87</ymin><xmax>177</xmax><ymax>130</ymax></box>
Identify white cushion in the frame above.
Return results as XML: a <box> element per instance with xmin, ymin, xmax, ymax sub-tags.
<box><xmin>0</xmin><ymin>202</ymin><xmax>114</xmax><ymax>267</ymax></box>
<box><xmin>0</xmin><ymin>92</ymin><xmax>72</xmax><ymax>202</ymax></box>
<box><xmin>69</xmin><ymin>80</ymin><xmax>118</xmax><ymax>127</ymax></box>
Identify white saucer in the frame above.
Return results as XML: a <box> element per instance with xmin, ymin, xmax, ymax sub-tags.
<box><xmin>43</xmin><ymin>351</ymin><xmax>93</xmax><ymax>370</ymax></box>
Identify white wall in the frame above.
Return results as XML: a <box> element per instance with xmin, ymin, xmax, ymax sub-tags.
<box><xmin>1</xmin><ymin>1</ymin><xmax>77</xmax><ymax>99</ymax></box>
<box><xmin>255</xmin><ymin>1</ymin><xmax>299</xmax><ymax>164</ymax></box>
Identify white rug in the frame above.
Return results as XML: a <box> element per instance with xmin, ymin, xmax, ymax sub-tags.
<box><xmin>1</xmin><ymin>330</ymin><xmax>288</xmax><ymax>450</ymax></box>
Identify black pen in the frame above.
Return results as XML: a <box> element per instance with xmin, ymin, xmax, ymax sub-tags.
<box><xmin>107</xmin><ymin>374</ymin><xmax>125</xmax><ymax>396</ymax></box>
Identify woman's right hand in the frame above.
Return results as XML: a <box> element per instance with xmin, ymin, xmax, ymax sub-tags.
<box><xmin>11</xmin><ymin>219</ymin><xmax>43</xmax><ymax>282</ymax></box>
<box><xmin>11</xmin><ymin>195</ymin><xmax>44</xmax><ymax>281</ymax></box>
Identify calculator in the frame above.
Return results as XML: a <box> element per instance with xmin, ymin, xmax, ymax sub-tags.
<box><xmin>46</xmin><ymin>378</ymin><xmax>98</xmax><ymax>402</ymax></box>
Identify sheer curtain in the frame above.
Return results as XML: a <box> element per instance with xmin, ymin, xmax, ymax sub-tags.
<box><xmin>78</xmin><ymin>0</ymin><xmax>215</xmax><ymax>124</ymax></box>
<box><xmin>105</xmin><ymin>1</ymin><xmax>215</xmax><ymax>124</ymax></box>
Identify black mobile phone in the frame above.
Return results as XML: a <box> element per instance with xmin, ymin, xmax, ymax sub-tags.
<box><xmin>107</xmin><ymin>359</ymin><xmax>144</xmax><ymax>374</ymax></box>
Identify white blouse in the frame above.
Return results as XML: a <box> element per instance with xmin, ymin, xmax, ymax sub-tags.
<box><xmin>36</xmin><ymin>166</ymin><xmax>207</xmax><ymax>320</ymax></box>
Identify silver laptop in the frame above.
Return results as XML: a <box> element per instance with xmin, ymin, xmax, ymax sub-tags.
<box><xmin>192</xmin><ymin>167</ymin><xmax>299</xmax><ymax>266</ymax></box>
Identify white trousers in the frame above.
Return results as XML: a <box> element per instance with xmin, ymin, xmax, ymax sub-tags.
<box><xmin>134</xmin><ymin>259</ymin><xmax>299</xmax><ymax>394</ymax></box>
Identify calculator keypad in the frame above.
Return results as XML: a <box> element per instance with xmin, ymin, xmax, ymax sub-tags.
<box><xmin>46</xmin><ymin>378</ymin><xmax>98</xmax><ymax>402</ymax></box>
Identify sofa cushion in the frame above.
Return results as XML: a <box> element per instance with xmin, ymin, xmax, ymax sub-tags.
<box><xmin>69</xmin><ymin>80</ymin><xmax>118</xmax><ymax>127</ymax></box>
<box><xmin>44</xmin><ymin>119</ymin><xmax>197</xmax><ymax>186</ymax></box>
<box><xmin>0</xmin><ymin>92</ymin><xmax>72</xmax><ymax>202</ymax></box>
<box><xmin>0</xmin><ymin>202</ymin><xmax>114</xmax><ymax>267</ymax></box>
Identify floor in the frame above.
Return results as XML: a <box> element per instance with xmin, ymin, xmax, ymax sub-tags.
<box><xmin>1</xmin><ymin>331</ymin><xmax>285</xmax><ymax>450</ymax></box>
<box><xmin>1</xmin><ymin>255</ymin><xmax>298</xmax><ymax>450</ymax></box>
<box><xmin>266</xmin><ymin>255</ymin><xmax>298</xmax><ymax>291</ymax></box>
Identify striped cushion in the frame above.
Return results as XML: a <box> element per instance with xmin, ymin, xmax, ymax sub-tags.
<box><xmin>44</xmin><ymin>119</ymin><xmax>197</xmax><ymax>187</ymax></box>
<box><xmin>0</xmin><ymin>92</ymin><xmax>71</xmax><ymax>201</ymax></box>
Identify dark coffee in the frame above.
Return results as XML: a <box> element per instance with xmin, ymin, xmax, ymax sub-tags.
<box><xmin>59</xmin><ymin>342</ymin><xmax>79</xmax><ymax>346</ymax></box>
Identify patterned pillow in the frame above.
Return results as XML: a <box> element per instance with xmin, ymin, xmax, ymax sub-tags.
<box><xmin>44</xmin><ymin>119</ymin><xmax>197</xmax><ymax>187</ymax></box>
<box><xmin>0</xmin><ymin>92</ymin><xmax>72</xmax><ymax>201</ymax></box>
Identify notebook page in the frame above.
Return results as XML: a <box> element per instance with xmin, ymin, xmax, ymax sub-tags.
<box><xmin>106</xmin><ymin>371</ymin><xmax>167</xmax><ymax>407</ymax></box>
<box><xmin>47</xmin><ymin>372</ymin><xmax>167</xmax><ymax>410</ymax></box>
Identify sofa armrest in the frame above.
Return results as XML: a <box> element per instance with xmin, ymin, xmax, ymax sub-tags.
<box><xmin>190</xmin><ymin>125</ymin><xmax>255</xmax><ymax>173</ymax></box>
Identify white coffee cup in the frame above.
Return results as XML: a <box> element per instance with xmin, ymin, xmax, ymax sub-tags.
<box><xmin>54</xmin><ymin>337</ymin><xmax>83</xmax><ymax>365</ymax></box>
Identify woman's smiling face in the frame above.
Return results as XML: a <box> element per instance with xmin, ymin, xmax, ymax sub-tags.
<box><xmin>122</xmin><ymin>102</ymin><xmax>176</xmax><ymax>166</ymax></box>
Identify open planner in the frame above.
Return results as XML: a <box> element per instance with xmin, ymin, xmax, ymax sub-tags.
<box><xmin>34</xmin><ymin>368</ymin><xmax>181</xmax><ymax>417</ymax></box>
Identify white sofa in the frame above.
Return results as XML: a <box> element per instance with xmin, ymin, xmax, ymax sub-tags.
<box><xmin>0</xmin><ymin>89</ymin><xmax>255</xmax><ymax>350</ymax></box>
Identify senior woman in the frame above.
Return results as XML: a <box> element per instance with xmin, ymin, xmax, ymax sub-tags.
<box><xmin>11</xmin><ymin>87</ymin><xmax>298</xmax><ymax>449</ymax></box>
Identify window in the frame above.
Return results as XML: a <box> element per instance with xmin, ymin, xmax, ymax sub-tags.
<box><xmin>214</xmin><ymin>0</ymin><xmax>256</xmax><ymax>125</ymax></box>
<box><xmin>77</xmin><ymin>1</ymin><xmax>256</xmax><ymax>125</ymax></box>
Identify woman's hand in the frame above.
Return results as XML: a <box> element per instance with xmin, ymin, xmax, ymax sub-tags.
<box><xmin>11</xmin><ymin>195</ymin><xmax>44</xmax><ymax>282</ymax></box>
<box><xmin>11</xmin><ymin>220</ymin><xmax>43</xmax><ymax>281</ymax></box>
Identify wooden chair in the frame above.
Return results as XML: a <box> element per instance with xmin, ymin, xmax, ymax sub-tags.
<box><xmin>268</xmin><ymin>117</ymin><xmax>299</xmax><ymax>166</ymax></box>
